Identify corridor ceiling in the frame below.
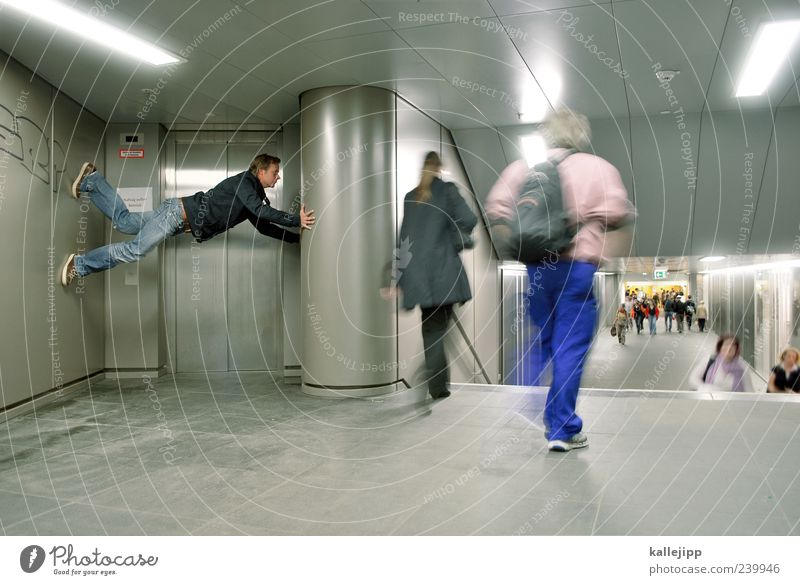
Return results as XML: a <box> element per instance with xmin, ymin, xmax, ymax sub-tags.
<box><xmin>1</xmin><ymin>0</ymin><xmax>799</xmax><ymax>128</ymax></box>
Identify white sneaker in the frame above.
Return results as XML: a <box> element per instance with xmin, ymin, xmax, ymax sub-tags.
<box><xmin>548</xmin><ymin>432</ymin><xmax>588</xmax><ymax>452</ymax></box>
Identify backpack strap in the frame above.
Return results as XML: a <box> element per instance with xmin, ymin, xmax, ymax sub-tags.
<box><xmin>547</xmin><ymin>148</ymin><xmax>576</xmax><ymax>166</ymax></box>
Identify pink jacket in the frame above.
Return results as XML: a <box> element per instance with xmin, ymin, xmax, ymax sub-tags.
<box><xmin>485</xmin><ymin>148</ymin><xmax>635</xmax><ymax>265</ymax></box>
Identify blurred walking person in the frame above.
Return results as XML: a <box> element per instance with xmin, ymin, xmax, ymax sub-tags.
<box><xmin>485</xmin><ymin>108</ymin><xmax>635</xmax><ymax>451</ymax></box>
<box><xmin>396</xmin><ymin>152</ymin><xmax>477</xmax><ymax>400</ymax></box>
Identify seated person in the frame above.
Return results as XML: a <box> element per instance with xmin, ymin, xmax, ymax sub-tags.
<box><xmin>768</xmin><ymin>347</ymin><xmax>800</xmax><ymax>393</ymax></box>
<box><xmin>689</xmin><ymin>334</ymin><xmax>754</xmax><ymax>392</ymax></box>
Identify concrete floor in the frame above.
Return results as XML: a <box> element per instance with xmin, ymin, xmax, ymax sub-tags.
<box><xmin>2</xmin><ymin>354</ymin><xmax>799</xmax><ymax>535</ymax></box>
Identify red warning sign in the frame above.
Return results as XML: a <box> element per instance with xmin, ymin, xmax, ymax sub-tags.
<box><xmin>119</xmin><ymin>148</ymin><xmax>144</xmax><ymax>159</ymax></box>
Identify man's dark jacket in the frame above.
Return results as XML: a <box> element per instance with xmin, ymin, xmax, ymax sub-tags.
<box><xmin>181</xmin><ymin>170</ymin><xmax>300</xmax><ymax>243</ymax></box>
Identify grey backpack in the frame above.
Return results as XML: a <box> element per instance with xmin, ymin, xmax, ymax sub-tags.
<box><xmin>502</xmin><ymin>150</ymin><xmax>575</xmax><ymax>263</ymax></box>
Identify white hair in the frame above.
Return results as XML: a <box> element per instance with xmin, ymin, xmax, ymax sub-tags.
<box><xmin>542</xmin><ymin>108</ymin><xmax>591</xmax><ymax>151</ymax></box>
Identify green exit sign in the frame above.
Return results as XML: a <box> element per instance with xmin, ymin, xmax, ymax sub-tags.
<box><xmin>653</xmin><ymin>268</ymin><xmax>668</xmax><ymax>280</ymax></box>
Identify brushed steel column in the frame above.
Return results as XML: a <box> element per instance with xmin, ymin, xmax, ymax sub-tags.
<box><xmin>300</xmin><ymin>86</ymin><xmax>397</xmax><ymax>397</ymax></box>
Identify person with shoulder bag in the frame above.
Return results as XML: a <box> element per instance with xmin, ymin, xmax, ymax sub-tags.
<box><xmin>395</xmin><ymin>152</ymin><xmax>477</xmax><ymax>400</ymax></box>
<box><xmin>612</xmin><ymin>305</ymin><xmax>628</xmax><ymax>345</ymax></box>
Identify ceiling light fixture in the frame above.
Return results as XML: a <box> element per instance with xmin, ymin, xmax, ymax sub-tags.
<box><xmin>520</xmin><ymin>134</ymin><xmax>547</xmax><ymax>167</ymax></box>
<box><xmin>655</xmin><ymin>70</ymin><xmax>679</xmax><ymax>82</ymax></box>
<box><xmin>700</xmin><ymin>256</ymin><xmax>726</xmax><ymax>262</ymax></box>
<box><xmin>0</xmin><ymin>0</ymin><xmax>181</xmax><ymax>66</ymax></box>
<box><xmin>736</xmin><ymin>20</ymin><xmax>800</xmax><ymax>97</ymax></box>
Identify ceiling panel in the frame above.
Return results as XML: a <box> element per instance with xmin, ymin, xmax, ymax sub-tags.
<box><xmin>1</xmin><ymin>0</ymin><xmax>798</xmax><ymax>130</ymax></box>
<box><xmin>364</xmin><ymin>0</ymin><xmax>495</xmax><ymax>30</ymax></box>
<box><xmin>502</xmin><ymin>4</ymin><xmax>629</xmax><ymax>118</ymax></box>
<box><xmin>691</xmin><ymin>109</ymin><xmax>775</xmax><ymax>256</ymax></box>
<box><xmin>77</xmin><ymin>0</ymin><xmax>248</xmax><ymax>57</ymax></box>
<box><xmin>614</xmin><ymin>0</ymin><xmax>729</xmax><ymax>116</ymax></box>
<box><xmin>240</xmin><ymin>0</ymin><xmax>391</xmax><ymax>43</ymax></box>
<box><xmin>300</xmin><ymin>30</ymin><xmax>434</xmax><ymax>86</ymax></box>
<box><xmin>395</xmin><ymin>19</ymin><xmax>538</xmax><ymax>126</ymax></box>
<box><xmin>705</xmin><ymin>0</ymin><xmax>800</xmax><ymax>113</ymax></box>
<box><xmin>488</xmin><ymin>0</ymin><xmax>613</xmax><ymax>17</ymax></box>
<box><xmin>749</xmin><ymin>107</ymin><xmax>800</xmax><ymax>254</ymax></box>
<box><xmin>630</xmin><ymin>113</ymin><xmax>702</xmax><ymax>257</ymax></box>
<box><xmin>780</xmin><ymin>78</ymin><xmax>800</xmax><ymax>107</ymax></box>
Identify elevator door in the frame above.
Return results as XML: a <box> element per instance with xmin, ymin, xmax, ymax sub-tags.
<box><xmin>174</xmin><ymin>136</ymin><xmax>282</xmax><ymax>372</ymax></box>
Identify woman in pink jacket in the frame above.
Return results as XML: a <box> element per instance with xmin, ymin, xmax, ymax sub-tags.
<box><xmin>486</xmin><ymin>109</ymin><xmax>635</xmax><ymax>452</ymax></box>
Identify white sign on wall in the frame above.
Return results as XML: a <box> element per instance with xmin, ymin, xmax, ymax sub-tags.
<box><xmin>118</xmin><ymin>187</ymin><xmax>153</xmax><ymax>213</ymax></box>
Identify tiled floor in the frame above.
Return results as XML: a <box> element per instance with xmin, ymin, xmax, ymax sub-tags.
<box><xmin>2</xmin><ymin>363</ymin><xmax>798</xmax><ymax>535</ymax></box>
<box><xmin>582</xmin><ymin>321</ymin><xmax>734</xmax><ymax>391</ymax></box>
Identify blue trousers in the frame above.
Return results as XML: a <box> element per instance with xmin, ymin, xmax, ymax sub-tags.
<box><xmin>526</xmin><ymin>260</ymin><xmax>597</xmax><ymax>441</ymax></box>
<box><xmin>74</xmin><ymin>171</ymin><xmax>184</xmax><ymax>277</ymax></box>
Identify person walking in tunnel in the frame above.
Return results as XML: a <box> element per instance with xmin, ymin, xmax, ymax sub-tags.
<box><xmin>663</xmin><ymin>294</ymin><xmax>674</xmax><ymax>332</ymax></box>
<box><xmin>396</xmin><ymin>151</ymin><xmax>477</xmax><ymax>400</ymax></box>
<box><xmin>633</xmin><ymin>300</ymin><xmax>646</xmax><ymax>334</ymax></box>
<box><xmin>696</xmin><ymin>300</ymin><xmax>708</xmax><ymax>332</ymax></box>
<box><xmin>60</xmin><ymin>154</ymin><xmax>315</xmax><ymax>286</ymax></box>
<box><xmin>685</xmin><ymin>294</ymin><xmax>696</xmax><ymax>330</ymax></box>
<box><xmin>690</xmin><ymin>334</ymin><xmax>754</xmax><ymax>392</ymax></box>
<box><xmin>646</xmin><ymin>299</ymin><xmax>659</xmax><ymax>335</ymax></box>
<box><xmin>767</xmin><ymin>347</ymin><xmax>800</xmax><ymax>393</ymax></box>
<box><xmin>613</xmin><ymin>305</ymin><xmax>628</xmax><ymax>346</ymax></box>
<box><xmin>485</xmin><ymin>108</ymin><xmax>635</xmax><ymax>452</ymax></box>
<box><xmin>674</xmin><ymin>295</ymin><xmax>686</xmax><ymax>333</ymax></box>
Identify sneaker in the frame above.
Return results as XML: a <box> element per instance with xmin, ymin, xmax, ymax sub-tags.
<box><xmin>548</xmin><ymin>432</ymin><xmax>588</xmax><ymax>452</ymax></box>
<box><xmin>60</xmin><ymin>253</ymin><xmax>80</xmax><ymax>287</ymax></box>
<box><xmin>71</xmin><ymin>162</ymin><xmax>95</xmax><ymax>199</ymax></box>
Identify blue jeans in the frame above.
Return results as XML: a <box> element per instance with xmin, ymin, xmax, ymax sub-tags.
<box><xmin>648</xmin><ymin>314</ymin><xmax>657</xmax><ymax>334</ymax></box>
<box><xmin>74</xmin><ymin>171</ymin><xmax>184</xmax><ymax>277</ymax></box>
<box><xmin>526</xmin><ymin>260</ymin><xmax>597</xmax><ymax>442</ymax></box>
<box><xmin>665</xmin><ymin>312</ymin><xmax>673</xmax><ymax>331</ymax></box>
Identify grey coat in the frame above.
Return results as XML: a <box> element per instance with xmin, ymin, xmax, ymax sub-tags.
<box><xmin>398</xmin><ymin>178</ymin><xmax>477</xmax><ymax>310</ymax></box>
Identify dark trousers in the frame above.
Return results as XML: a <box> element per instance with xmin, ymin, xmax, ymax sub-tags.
<box><xmin>420</xmin><ymin>305</ymin><xmax>454</xmax><ymax>397</ymax></box>
<box><xmin>698</xmin><ymin>318</ymin><xmax>706</xmax><ymax>332</ymax></box>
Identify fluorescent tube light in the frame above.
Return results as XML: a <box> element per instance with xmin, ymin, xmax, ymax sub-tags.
<box><xmin>700</xmin><ymin>256</ymin><xmax>726</xmax><ymax>262</ymax></box>
<box><xmin>736</xmin><ymin>20</ymin><xmax>800</xmax><ymax>97</ymax></box>
<box><xmin>521</xmin><ymin>134</ymin><xmax>547</xmax><ymax>167</ymax></box>
<box><xmin>0</xmin><ymin>0</ymin><xmax>181</xmax><ymax>66</ymax></box>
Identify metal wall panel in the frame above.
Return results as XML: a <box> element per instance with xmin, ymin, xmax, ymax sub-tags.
<box><xmin>103</xmin><ymin>123</ymin><xmax>164</xmax><ymax>371</ymax></box>
<box><xmin>500</xmin><ymin>266</ymin><xmax>538</xmax><ymax>386</ymax></box>
<box><xmin>0</xmin><ymin>58</ymin><xmax>107</xmax><ymax>409</ymax></box>
<box><xmin>441</xmin><ymin>132</ymin><xmax>477</xmax><ymax>383</ymax></box>
<box><xmin>174</xmin><ymin>141</ymin><xmax>228</xmax><ymax>372</ymax></box>
<box><xmin>0</xmin><ymin>59</ymin><xmax>54</xmax><ymax>405</ymax></box>
<box><xmin>225</xmin><ymin>141</ymin><xmax>281</xmax><ymax>371</ymax></box>
<box><xmin>53</xmin><ymin>92</ymin><xmax>106</xmax><ymax>382</ymax></box>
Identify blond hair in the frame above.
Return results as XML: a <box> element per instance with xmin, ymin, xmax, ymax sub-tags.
<box><xmin>779</xmin><ymin>347</ymin><xmax>800</xmax><ymax>363</ymax></box>
<box><xmin>414</xmin><ymin>151</ymin><xmax>441</xmax><ymax>202</ymax></box>
<box><xmin>542</xmin><ymin>108</ymin><xmax>591</xmax><ymax>151</ymax></box>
